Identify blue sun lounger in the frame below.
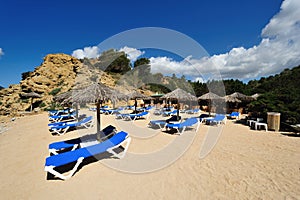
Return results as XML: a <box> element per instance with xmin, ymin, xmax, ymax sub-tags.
<box><xmin>124</xmin><ymin>111</ymin><xmax>149</xmax><ymax>121</ymax></box>
<box><xmin>48</xmin><ymin>116</ymin><xmax>93</xmax><ymax>135</ymax></box>
<box><xmin>48</xmin><ymin>125</ymin><xmax>117</xmax><ymax>155</ymax></box>
<box><xmin>228</xmin><ymin>112</ymin><xmax>240</xmax><ymax>119</ymax></box>
<box><xmin>45</xmin><ymin>131</ymin><xmax>131</xmax><ymax>180</ymax></box>
<box><xmin>163</xmin><ymin>110</ymin><xmax>177</xmax><ymax>117</ymax></box>
<box><xmin>185</xmin><ymin>108</ymin><xmax>201</xmax><ymax>114</ymax></box>
<box><xmin>206</xmin><ymin>114</ymin><xmax>227</xmax><ymax>125</ymax></box>
<box><xmin>49</xmin><ymin>112</ymin><xmax>77</xmax><ymax>122</ymax></box>
<box><xmin>48</xmin><ymin>108</ymin><xmax>75</xmax><ymax>116</ymax></box>
<box><xmin>165</xmin><ymin>117</ymin><xmax>200</xmax><ymax>135</ymax></box>
<box><xmin>148</xmin><ymin>116</ymin><xmax>182</xmax><ymax>130</ymax></box>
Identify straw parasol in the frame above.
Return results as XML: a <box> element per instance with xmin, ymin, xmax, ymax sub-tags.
<box><xmin>224</xmin><ymin>95</ymin><xmax>241</xmax><ymax>103</ymax></box>
<box><xmin>21</xmin><ymin>91</ymin><xmax>42</xmax><ymax>112</ymax></box>
<box><xmin>228</xmin><ymin>92</ymin><xmax>254</xmax><ymax>101</ymax></box>
<box><xmin>198</xmin><ymin>92</ymin><xmax>223</xmax><ymax>115</ymax></box>
<box><xmin>53</xmin><ymin>91</ymin><xmax>73</xmax><ymax>103</ymax></box>
<box><xmin>251</xmin><ymin>93</ymin><xmax>260</xmax><ymax>100</ymax></box>
<box><xmin>162</xmin><ymin>88</ymin><xmax>197</xmax><ymax>120</ymax></box>
<box><xmin>127</xmin><ymin>91</ymin><xmax>149</xmax><ymax>113</ymax></box>
<box><xmin>63</xmin><ymin>82</ymin><xmax>127</xmax><ymax>134</ymax></box>
<box><xmin>54</xmin><ymin>90</ymin><xmax>79</xmax><ymax>120</ymax></box>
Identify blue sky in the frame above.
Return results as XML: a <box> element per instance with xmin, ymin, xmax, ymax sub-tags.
<box><xmin>1</xmin><ymin>0</ymin><xmax>299</xmax><ymax>87</ymax></box>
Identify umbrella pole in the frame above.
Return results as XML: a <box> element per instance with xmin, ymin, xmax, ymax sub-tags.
<box><xmin>177</xmin><ymin>100</ymin><xmax>180</xmax><ymax>120</ymax></box>
<box><xmin>30</xmin><ymin>98</ymin><xmax>33</xmax><ymax>112</ymax></box>
<box><xmin>76</xmin><ymin>103</ymin><xmax>79</xmax><ymax>122</ymax></box>
<box><xmin>135</xmin><ymin>98</ymin><xmax>137</xmax><ymax>113</ymax></box>
<box><xmin>209</xmin><ymin>100</ymin><xmax>211</xmax><ymax>116</ymax></box>
<box><xmin>96</xmin><ymin>100</ymin><xmax>101</xmax><ymax>133</ymax></box>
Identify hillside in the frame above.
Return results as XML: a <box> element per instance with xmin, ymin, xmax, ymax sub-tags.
<box><xmin>247</xmin><ymin>66</ymin><xmax>300</xmax><ymax>124</ymax></box>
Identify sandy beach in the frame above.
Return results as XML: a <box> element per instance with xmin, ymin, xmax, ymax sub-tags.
<box><xmin>0</xmin><ymin>110</ymin><xmax>299</xmax><ymax>200</ymax></box>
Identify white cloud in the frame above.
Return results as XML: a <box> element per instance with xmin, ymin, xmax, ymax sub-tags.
<box><xmin>0</xmin><ymin>48</ymin><xmax>4</xmax><ymax>58</ymax></box>
<box><xmin>193</xmin><ymin>77</ymin><xmax>205</xmax><ymax>83</ymax></box>
<box><xmin>72</xmin><ymin>46</ymin><xmax>100</xmax><ymax>59</ymax></box>
<box><xmin>119</xmin><ymin>46</ymin><xmax>144</xmax><ymax>62</ymax></box>
<box><xmin>150</xmin><ymin>0</ymin><xmax>300</xmax><ymax>81</ymax></box>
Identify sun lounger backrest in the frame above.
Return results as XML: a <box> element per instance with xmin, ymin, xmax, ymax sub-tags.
<box><xmin>182</xmin><ymin>118</ymin><xmax>198</xmax><ymax>126</ymax></box>
<box><xmin>214</xmin><ymin>114</ymin><xmax>225</xmax><ymax>121</ymax></box>
<box><xmin>78</xmin><ymin>116</ymin><xmax>92</xmax><ymax>125</ymax></box>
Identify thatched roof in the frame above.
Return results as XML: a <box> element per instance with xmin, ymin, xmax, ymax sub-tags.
<box><xmin>251</xmin><ymin>93</ymin><xmax>260</xmax><ymax>100</ymax></box>
<box><xmin>127</xmin><ymin>91</ymin><xmax>150</xmax><ymax>100</ymax></box>
<box><xmin>229</xmin><ymin>92</ymin><xmax>254</xmax><ymax>101</ymax></box>
<box><xmin>21</xmin><ymin>92</ymin><xmax>41</xmax><ymax>98</ymax></box>
<box><xmin>224</xmin><ymin>95</ymin><xmax>241</xmax><ymax>103</ymax></box>
<box><xmin>198</xmin><ymin>92</ymin><xmax>222</xmax><ymax>100</ymax></box>
<box><xmin>162</xmin><ymin>88</ymin><xmax>197</xmax><ymax>101</ymax></box>
<box><xmin>63</xmin><ymin>83</ymin><xmax>127</xmax><ymax>104</ymax></box>
<box><xmin>53</xmin><ymin>91</ymin><xmax>73</xmax><ymax>102</ymax></box>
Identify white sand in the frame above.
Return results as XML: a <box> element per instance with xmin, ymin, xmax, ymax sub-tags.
<box><xmin>0</xmin><ymin>110</ymin><xmax>299</xmax><ymax>199</ymax></box>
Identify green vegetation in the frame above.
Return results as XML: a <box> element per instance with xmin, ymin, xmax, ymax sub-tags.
<box><xmin>46</xmin><ymin>102</ymin><xmax>63</xmax><ymax>111</ymax></box>
<box><xmin>247</xmin><ymin>66</ymin><xmax>300</xmax><ymax>124</ymax></box>
<box><xmin>39</xmin><ymin>102</ymin><xmax>46</xmax><ymax>108</ymax></box>
<box><xmin>49</xmin><ymin>88</ymin><xmax>61</xmax><ymax>96</ymax></box>
<box><xmin>94</xmin><ymin>49</ymin><xmax>131</xmax><ymax>74</ymax></box>
<box><xmin>21</xmin><ymin>71</ymin><xmax>32</xmax><ymax>80</ymax></box>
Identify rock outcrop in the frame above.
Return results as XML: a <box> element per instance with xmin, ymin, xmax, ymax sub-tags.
<box><xmin>0</xmin><ymin>54</ymin><xmax>81</xmax><ymax>115</ymax></box>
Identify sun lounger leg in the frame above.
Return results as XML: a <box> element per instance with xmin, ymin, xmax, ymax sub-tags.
<box><xmin>107</xmin><ymin>137</ymin><xmax>131</xmax><ymax>159</ymax></box>
<box><xmin>45</xmin><ymin>157</ymin><xmax>84</xmax><ymax>180</ymax></box>
<box><xmin>57</xmin><ymin>127</ymin><xmax>70</xmax><ymax>136</ymax></box>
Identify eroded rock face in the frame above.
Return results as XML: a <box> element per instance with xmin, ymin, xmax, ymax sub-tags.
<box><xmin>0</xmin><ymin>54</ymin><xmax>81</xmax><ymax>115</ymax></box>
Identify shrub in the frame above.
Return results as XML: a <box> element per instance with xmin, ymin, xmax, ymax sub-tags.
<box><xmin>49</xmin><ymin>88</ymin><xmax>61</xmax><ymax>96</ymax></box>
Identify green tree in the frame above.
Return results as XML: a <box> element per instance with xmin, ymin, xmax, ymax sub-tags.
<box><xmin>21</xmin><ymin>71</ymin><xmax>32</xmax><ymax>80</ymax></box>
<box><xmin>95</xmin><ymin>49</ymin><xmax>131</xmax><ymax>74</ymax></box>
<box><xmin>134</xmin><ymin>58</ymin><xmax>150</xmax><ymax>68</ymax></box>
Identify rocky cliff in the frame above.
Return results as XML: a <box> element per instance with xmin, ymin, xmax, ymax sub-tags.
<box><xmin>0</xmin><ymin>54</ymin><xmax>81</xmax><ymax>115</ymax></box>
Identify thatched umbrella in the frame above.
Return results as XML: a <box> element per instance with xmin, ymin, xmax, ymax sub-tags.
<box><xmin>54</xmin><ymin>90</ymin><xmax>79</xmax><ymax>120</ymax></box>
<box><xmin>198</xmin><ymin>92</ymin><xmax>223</xmax><ymax>115</ymax></box>
<box><xmin>224</xmin><ymin>95</ymin><xmax>241</xmax><ymax>103</ymax></box>
<box><xmin>21</xmin><ymin>91</ymin><xmax>42</xmax><ymax>112</ymax></box>
<box><xmin>251</xmin><ymin>93</ymin><xmax>260</xmax><ymax>100</ymax></box>
<box><xmin>53</xmin><ymin>91</ymin><xmax>73</xmax><ymax>103</ymax></box>
<box><xmin>63</xmin><ymin>83</ymin><xmax>127</xmax><ymax>134</ymax></box>
<box><xmin>162</xmin><ymin>88</ymin><xmax>197</xmax><ymax>120</ymax></box>
<box><xmin>127</xmin><ymin>91</ymin><xmax>149</xmax><ymax>113</ymax></box>
<box><xmin>229</xmin><ymin>92</ymin><xmax>254</xmax><ymax>101</ymax></box>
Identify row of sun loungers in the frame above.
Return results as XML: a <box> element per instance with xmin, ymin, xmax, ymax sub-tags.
<box><xmin>116</xmin><ymin>111</ymin><xmax>149</xmax><ymax>121</ymax></box>
<box><xmin>149</xmin><ymin>114</ymin><xmax>226</xmax><ymax>134</ymax></box>
<box><xmin>44</xmin><ymin>108</ymin><xmax>233</xmax><ymax>180</ymax></box>
<box><xmin>48</xmin><ymin>116</ymin><xmax>93</xmax><ymax>135</ymax></box>
<box><xmin>48</xmin><ymin>108</ymin><xmax>75</xmax><ymax>116</ymax></box>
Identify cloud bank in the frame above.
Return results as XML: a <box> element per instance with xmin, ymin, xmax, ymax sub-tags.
<box><xmin>0</xmin><ymin>48</ymin><xmax>4</xmax><ymax>58</ymax></box>
<box><xmin>149</xmin><ymin>0</ymin><xmax>300</xmax><ymax>81</ymax></box>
